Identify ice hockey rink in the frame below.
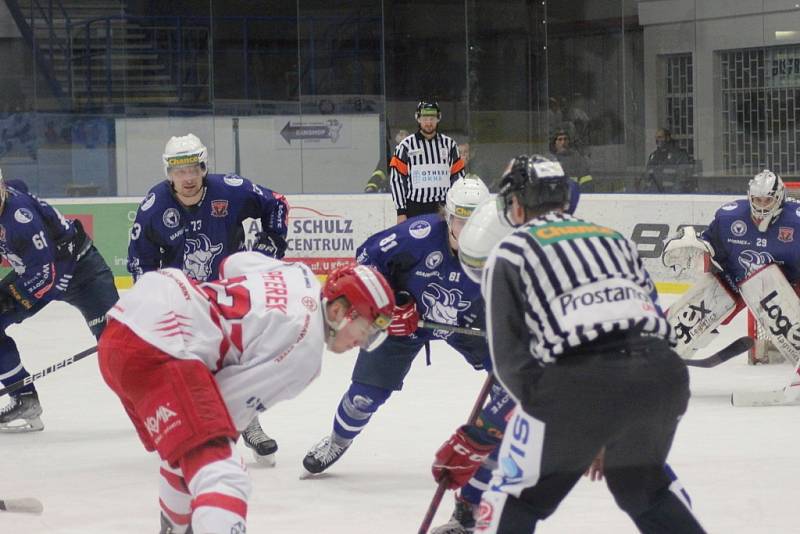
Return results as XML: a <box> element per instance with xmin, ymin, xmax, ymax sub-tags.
<box><xmin>1</xmin><ymin>297</ymin><xmax>797</xmax><ymax>533</ymax></box>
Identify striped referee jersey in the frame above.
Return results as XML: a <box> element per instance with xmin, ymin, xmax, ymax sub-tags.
<box><xmin>389</xmin><ymin>131</ymin><xmax>465</xmax><ymax>215</ymax></box>
<box><xmin>483</xmin><ymin>212</ymin><xmax>674</xmax><ymax>368</ymax></box>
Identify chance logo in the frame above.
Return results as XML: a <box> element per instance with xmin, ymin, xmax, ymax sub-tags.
<box><xmin>530</xmin><ymin>220</ymin><xmax>620</xmax><ymax>246</ymax></box>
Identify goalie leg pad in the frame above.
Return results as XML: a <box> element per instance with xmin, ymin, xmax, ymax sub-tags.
<box><xmin>739</xmin><ymin>263</ymin><xmax>800</xmax><ymax>365</ymax></box>
<box><xmin>667</xmin><ymin>273</ymin><xmax>738</xmax><ymax>358</ymax></box>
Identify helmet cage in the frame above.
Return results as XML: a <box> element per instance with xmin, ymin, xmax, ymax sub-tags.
<box><xmin>748</xmin><ymin>170</ymin><xmax>785</xmax><ymax>228</ymax></box>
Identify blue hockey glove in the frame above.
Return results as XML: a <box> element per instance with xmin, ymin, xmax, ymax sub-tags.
<box><xmin>252</xmin><ymin>231</ymin><xmax>287</xmax><ymax>259</ymax></box>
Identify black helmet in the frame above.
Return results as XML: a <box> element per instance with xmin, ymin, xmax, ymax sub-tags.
<box><xmin>498</xmin><ymin>154</ymin><xmax>569</xmax><ymax>225</ymax></box>
<box><xmin>415</xmin><ymin>100</ymin><xmax>441</xmax><ymax>120</ymax></box>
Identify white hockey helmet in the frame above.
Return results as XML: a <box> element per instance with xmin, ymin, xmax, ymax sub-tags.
<box><xmin>162</xmin><ymin>133</ymin><xmax>208</xmax><ymax>179</ymax></box>
<box><xmin>748</xmin><ymin>169</ymin><xmax>785</xmax><ymax>231</ymax></box>
<box><xmin>458</xmin><ymin>197</ymin><xmax>514</xmax><ymax>283</ymax></box>
<box><xmin>445</xmin><ymin>174</ymin><xmax>491</xmax><ymax>225</ymax></box>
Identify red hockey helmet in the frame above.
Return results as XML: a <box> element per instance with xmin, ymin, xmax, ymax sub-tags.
<box><xmin>323</xmin><ymin>264</ymin><xmax>395</xmax><ymax>351</ymax></box>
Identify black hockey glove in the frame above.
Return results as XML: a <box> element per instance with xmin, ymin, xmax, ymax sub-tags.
<box><xmin>252</xmin><ymin>231</ymin><xmax>287</xmax><ymax>259</ymax></box>
<box><xmin>0</xmin><ymin>290</ymin><xmax>15</xmax><ymax>315</ymax></box>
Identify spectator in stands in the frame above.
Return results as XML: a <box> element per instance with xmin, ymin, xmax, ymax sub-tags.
<box><xmin>549</xmin><ymin>127</ymin><xmax>593</xmax><ymax>191</ymax></box>
<box><xmin>643</xmin><ymin>128</ymin><xmax>694</xmax><ymax>193</ymax></box>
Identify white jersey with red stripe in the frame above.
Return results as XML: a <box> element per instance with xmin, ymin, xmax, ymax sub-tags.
<box><xmin>108</xmin><ymin>251</ymin><xmax>324</xmax><ymax>430</ymax></box>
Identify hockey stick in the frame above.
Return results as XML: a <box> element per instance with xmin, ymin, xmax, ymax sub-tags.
<box><xmin>418</xmin><ymin>320</ymin><xmax>485</xmax><ymax>337</ymax></box>
<box><xmin>0</xmin><ymin>497</ymin><xmax>43</xmax><ymax>514</ymax></box>
<box><xmin>417</xmin><ymin>374</ymin><xmax>494</xmax><ymax>534</ymax></box>
<box><xmin>0</xmin><ymin>346</ymin><xmax>97</xmax><ymax>398</ymax></box>
<box><xmin>683</xmin><ymin>336</ymin><xmax>753</xmax><ymax>368</ymax></box>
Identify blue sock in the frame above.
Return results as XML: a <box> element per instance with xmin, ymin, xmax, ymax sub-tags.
<box><xmin>332</xmin><ymin>382</ymin><xmax>391</xmax><ymax>444</ymax></box>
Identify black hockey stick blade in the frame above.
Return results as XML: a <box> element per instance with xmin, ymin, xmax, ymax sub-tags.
<box><xmin>684</xmin><ymin>337</ymin><xmax>753</xmax><ymax>368</ymax></box>
<box><xmin>0</xmin><ymin>346</ymin><xmax>97</xmax><ymax>398</ymax></box>
<box><xmin>418</xmin><ymin>320</ymin><xmax>485</xmax><ymax>337</ymax></box>
<box><xmin>0</xmin><ymin>497</ymin><xmax>43</xmax><ymax>514</ymax></box>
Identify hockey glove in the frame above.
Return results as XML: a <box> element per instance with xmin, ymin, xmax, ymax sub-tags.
<box><xmin>388</xmin><ymin>291</ymin><xmax>419</xmax><ymax>337</ymax></box>
<box><xmin>251</xmin><ymin>231</ymin><xmax>287</xmax><ymax>259</ymax></box>
<box><xmin>432</xmin><ymin>425</ymin><xmax>495</xmax><ymax>490</ymax></box>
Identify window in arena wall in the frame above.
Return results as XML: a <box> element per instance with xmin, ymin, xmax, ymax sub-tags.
<box><xmin>664</xmin><ymin>53</ymin><xmax>694</xmax><ymax>160</ymax></box>
<box><xmin>719</xmin><ymin>46</ymin><xmax>800</xmax><ymax>176</ymax></box>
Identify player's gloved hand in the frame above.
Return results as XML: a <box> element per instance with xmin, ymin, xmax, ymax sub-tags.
<box><xmin>388</xmin><ymin>291</ymin><xmax>419</xmax><ymax>337</ymax></box>
<box><xmin>432</xmin><ymin>425</ymin><xmax>495</xmax><ymax>490</ymax></box>
<box><xmin>252</xmin><ymin>231</ymin><xmax>287</xmax><ymax>259</ymax></box>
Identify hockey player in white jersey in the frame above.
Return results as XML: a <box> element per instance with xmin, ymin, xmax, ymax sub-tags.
<box><xmin>97</xmin><ymin>252</ymin><xmax>394</xmax><ymax>534</ymax></box>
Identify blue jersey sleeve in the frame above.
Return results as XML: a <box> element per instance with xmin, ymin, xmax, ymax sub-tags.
<box><xmin>355</xmin><ymin>217</ymin><xmax>439</xmax><ymax>289</ymax></box>
<box><xmin>127</xmin><ymin>189</ymin><xmax>168</xmax><ymax>280</ymax></box>
<box><xmin>233</xmin><ymin>177</ymin><xmax>288</xmax><ymax>239</ymax></box>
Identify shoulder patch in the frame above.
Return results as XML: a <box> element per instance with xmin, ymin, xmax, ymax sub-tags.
<box><xmin>223</xmin><ymin>174</ymin><xmax>244</xmax><ymax>187</ymax></box>
<box><xmin>14</xmin><ymin>208</ymin><xmax>34</xmax><ymax>224</ymax></box>
<box><xmin>721</xmin><ymin>202</ymin><xmax>738</xmax><ymax>211</ymax></box>
<box><xmin>409</xmin><ymin>219</ymin><xmax>431</xmax><ymax>239</ymax></box>
<box><xmin>529</xmin><ymin>220</ymin><xmax>621</xmax><ymax>246</ymax></box>
<box><xmin>141</xmin><ymin>192</ymin><xmax>156</xmax><ymax>211</ymax></box>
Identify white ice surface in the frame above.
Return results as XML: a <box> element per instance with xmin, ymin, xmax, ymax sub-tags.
<box><xmin>0</xmin><ymin>299</ymin><xmax>797</xmax><ymax>533</ymax></box>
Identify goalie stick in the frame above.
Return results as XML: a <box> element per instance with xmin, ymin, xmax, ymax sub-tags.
<box><xmin>683</xmin><ymin>336</ymin><xmax>753</xmax><ymax>368</ymax></box>
<box><xmin>419</xmin><ymin>320</ymin><xmax>751</xmax><ymax>370</ymax></box>
<box><xmin>0</xmin><ymin>497</ymin><xmax>43</xmax><ymax>514</ymax></box>
<box><xmin>0</xmin><ymin>346</ymin><xmax>97</xmax><ymax>398</ymax></box>
<box><xmin>417</xmin><ymin>374</ymin><xmax>494</xmax><ymax>534</ymax></box>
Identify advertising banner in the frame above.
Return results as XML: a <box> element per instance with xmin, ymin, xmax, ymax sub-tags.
<box><xmin>41</xmin><ymin>192</ymin><xmax>741</xmax><ymax>291</ymax></box>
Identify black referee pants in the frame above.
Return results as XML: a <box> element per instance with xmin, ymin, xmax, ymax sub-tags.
<box><xmin>478</xmin><ymin>338</ymin><xmax>706</xmax><ymax>534</ymax></box>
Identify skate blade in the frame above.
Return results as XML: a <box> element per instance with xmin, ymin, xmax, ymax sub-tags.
<box><xmin>0</xmin><ymin>497</ymin><xmax>44</xmax><ymax>515</ymax></box>
<box><xmin>0</xmin><ymin>417</ymin><xmax>44</xmax><ymax>433</ymax></box>
<box><xmin>251</xmin><ymin>451</ymin><xmax>276</xmax><ymax>467</ymax></box>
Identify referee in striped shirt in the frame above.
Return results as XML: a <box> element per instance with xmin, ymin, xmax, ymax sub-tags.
<box><xmin>389</xmin><ymin>100</ymin><xmax>465</xmax><ymax>224</ymax></box>
<box><xmin>476</xmin><ymin>155</ymin><xmax>705</xmax><ymax>533</ymax></box>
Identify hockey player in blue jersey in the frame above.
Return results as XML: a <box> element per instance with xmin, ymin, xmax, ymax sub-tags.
<box><xmin>128</xmin><ymin>133</ymin><xmax>289</xmax><ymax>282</ymax></box>
<box><xmin>0</xmin><ymin>174</ymin><xmax>118</xmax><ymax>432</ymax></box>
<box><xmin>664</xmin><ymin>169</ymin><xmax>800</xmax><ymax>404</ymax></box>
<box><xmin>127</xmin><ymin>133</ymin><xmax>290</xmax><ymax>464</ymax></box>
<box><xmin>302</xmin><ymin>177</ymin><xmax>516</xmax><ymax>483</ymax></box>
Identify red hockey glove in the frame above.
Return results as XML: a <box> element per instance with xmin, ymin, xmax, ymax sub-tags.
<box><xmin>432</xmin><ymin>426</ymin><xmax>495</xmax><ymax>490</ymax></box>
<box><xmin>387</xmin><ymin>292</ymin><xmax>419</xmax><ymax>337</ymax></box>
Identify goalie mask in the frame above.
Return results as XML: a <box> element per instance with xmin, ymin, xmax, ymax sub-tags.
<box><xmin>445</xmin><ymin>175</ymin><xmax>490</xmax><ymax>249</ymax></box>
<box><xmin>498</xmin><ymin>154</ymin><xmax>569</xmax><ymax>226</ymax></box>
<box><xmin>458</xmin><ymin>197</ymin><xmax>514</xmax><ymax>283</ymax></box>
<box><xmin>162</xmin><ymin>133</ymin><xmax>208</xmax><ymax>179</ymax></box>
<box><xmin>322</xmin><ymin>265</ymin><xmax>395</xmax><ymax>352</ymax></box>
<box><xmin>748</xmin><ymin>170</ymin><xmax>785</xmax><ymax>232</ymax></box>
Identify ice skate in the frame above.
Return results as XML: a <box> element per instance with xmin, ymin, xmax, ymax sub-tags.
<box><xmin>159</xmin><ymin>511</ymin><xmax>193</xmax><ymax>534</ymax></box>
<box><xmin>301</xmin><ymin>434</ymin><xmax>350</xmax><ymax>476</ymax></box>
<box><xmin>430</xmin><ymin>496</ymin><xmax>475</xmax><ymax>534</ymax></box>
<box><xmin>242</xmin><ymin>417</ymin><xmax>278</xmax><ymax>466</ymax></box>
<box><xmin>0</xmin><ymin>391</ymin><xmax>44</xmax><ymax>433</ymax></box>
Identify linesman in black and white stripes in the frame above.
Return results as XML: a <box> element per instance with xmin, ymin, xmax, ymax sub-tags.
<box><xmin>389</xmin><ymin>100</ymin><xmax>465</xmax><ymax>224</ymax></box>
<box><xmin>474</xmin><ymin>155</ymin><xmax>705</xmax><ymax>533</ymax></box>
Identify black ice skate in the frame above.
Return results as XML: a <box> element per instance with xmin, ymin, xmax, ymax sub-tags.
<box><xmin>242</xmin><ymin>417</ymin><xmax>278</xmax><ymax>466</ymax></box>
<box><xmin>0</xmin><ymin>390</ymin><xmax>44</xmax><ymax>433</ymax></box>
<box><xmin>430</xmin><ymin>496</ymin><xmax>476</xmax><ymax>534</ymax></box>
<box><xmin>302</xmin><ymin>434</ymin><xmax>350</xmax><ymax>475</ymax></box>
<box><xmin>159</xmin><ymin>511</ymin><xmax>193</xmax><ymax>534</ymax></box>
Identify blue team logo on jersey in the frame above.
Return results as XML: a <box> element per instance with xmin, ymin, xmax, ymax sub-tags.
<box><xmin>421</xmin><ymin>283</ymin><xmax>471</xmax><ymax>338</ymax></box>
<box><xmin>730</xmin><ymin>220</ymin><xmax>748</xmax><ymax>237</ymax></box>
<box><xmin>409</xmin><ymin>220</ymin><xmax>431</xmax><ymax>239</ymax></box>
<box><xmin>183</xmin><ymin>234</ymin><xmax>224</xmax><ymax>281</ymax></box>
<box><xmin>721</xmin><ymin>202</ymin><xmax>737</xmax><ymax>211</ymax></box>
<box><xmin>14</xmin><ymin>208</ymin><xmax>33</xmax><ymax>224</ymax></box>
<box><xmin>738</xmin><ymin>249</ymin><xmax>775</xmax><ymax>276</ymax></box>
<box><xmin>425</xmin><ymin>251</ymin><xmax>443</xmax><ymax>269</ymax></box>
<box><xmin>163</xmin><ymin>208</ymin><xmax>180</xmax><ymax>228</ymax></box>
<box><xmin>224</xmin><ymin>174</ymin><xmax>244</xmax><ymax>186</ymax></box>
